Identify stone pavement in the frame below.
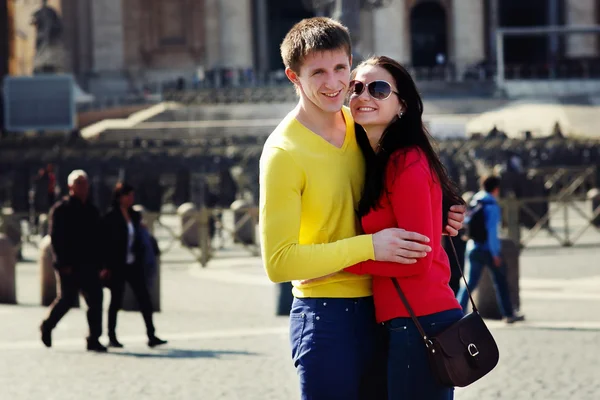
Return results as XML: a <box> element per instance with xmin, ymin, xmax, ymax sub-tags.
<box><xmin>1</xmin><ymin>234</ymin><xmax>599</xmax><ymax>400</ymax></box>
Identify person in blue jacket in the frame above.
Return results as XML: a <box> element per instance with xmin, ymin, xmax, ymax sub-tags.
<box><xmin>457</xmin><ymin>175</ymin><xmax>525</xmax><ymax>324</ymax></box>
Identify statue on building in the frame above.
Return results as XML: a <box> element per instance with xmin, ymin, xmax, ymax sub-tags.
<box><xmin>30</xmin><ymin>0</ymin><xmax>66</xmax><ymax>73</ymax></box>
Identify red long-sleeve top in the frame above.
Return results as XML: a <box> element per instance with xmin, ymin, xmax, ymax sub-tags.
<box><xmin>345</xmin><ymin>147</ymin><xmax>461</xmax><ymax>323</ymax></box>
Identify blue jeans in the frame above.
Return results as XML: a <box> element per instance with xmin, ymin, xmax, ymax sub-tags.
<box><xmin>385</xmin><ymin>308</ymin><xmax>463</xmax><ymax>400</ymax></box>
<box><xmin>457</xmin><ymin>246</ymin><xmax>514</xmax><ymax>318</ymax></box>
<box><xmin>290</xmin><ymin>297</ymin><xmax>387</xmax><ymax>400</ymax></box>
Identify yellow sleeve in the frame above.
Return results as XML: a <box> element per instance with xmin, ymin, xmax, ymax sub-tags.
<box><xmin>259</xmin><ymin>146</ymin><xmax>375</xmax><ymax>283</ymax></box>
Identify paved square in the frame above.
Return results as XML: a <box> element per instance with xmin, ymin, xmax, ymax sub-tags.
<box><xmin>1</xmin><ymin>228</ymin><xmax>599</xmax><ymax>399</ymax></box>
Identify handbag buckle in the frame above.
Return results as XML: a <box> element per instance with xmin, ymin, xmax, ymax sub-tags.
<box><xmin>467</xmin><ymin>343</ymin><xmax>479</xmax><ymax>357</ymax></box>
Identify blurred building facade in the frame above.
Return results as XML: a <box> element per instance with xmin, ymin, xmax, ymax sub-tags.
<box><xmin>4</xmin><ymin>0</ymin><xmax>600</xmax><ymax>97</ymax></box>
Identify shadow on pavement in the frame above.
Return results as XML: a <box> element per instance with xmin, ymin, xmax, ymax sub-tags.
<box><xmin>514</xmin><ymin>325</ymin><xmax>600</xmax><ymax>333</ymax></box>
<box><xmin>107</xmin><ymin>348</ymin><xmax>259</xmax><ymax>359</ymax></box>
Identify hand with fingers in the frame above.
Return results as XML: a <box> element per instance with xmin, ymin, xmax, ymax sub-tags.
<box><xmin>444</xmin><ymin>204</ymin><xmax>466</xmax><ymax>236</ymax></box>
<box><xmin>372</xmin><ymin>228</ymin><xmax>431</xmax><ymax>264</ymax></box>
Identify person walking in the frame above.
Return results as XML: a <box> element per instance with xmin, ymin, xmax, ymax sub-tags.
<box><xmin>457</xmin><ymin>175</ymin><xmax>525</xmax><ymax>324</ymax></box>
<box><xmin>102</xmin><ymin>182</ymin><xmax>167</xmax><ymax>348</ymax></box>
<box><xmin>40</xmin><ymin>170</ymin><xmax>107</xmax><ymax>352</ymax></box>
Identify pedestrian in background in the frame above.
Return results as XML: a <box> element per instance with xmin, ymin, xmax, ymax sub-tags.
<box><xmin>40</xmin><ymin>170</ymin><xmax>107</xmax><ymax>352</ymax></box>
<box><xmin>102</xmin><ymin>182</ymin><xmax>167</xmax><ymax>348</ymax></box>
<box><xmin>457</xmin><ymin>175</ymin><xmax>525</xmax><ymax>324</ymax></box>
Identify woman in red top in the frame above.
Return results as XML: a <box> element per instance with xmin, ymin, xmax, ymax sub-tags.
<box><xmin>345</xmin><ymin>56</ymin><xmax>465</xmax><ymax>399</ymax></box>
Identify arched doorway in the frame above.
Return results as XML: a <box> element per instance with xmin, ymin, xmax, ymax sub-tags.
<box><xmin>265</xmin><ymin>0</ymin><xmax>315</xmax><ymax>71</ymax></box>
<box><xmin>410</xmin><ymin>1</ymin><xmax>447</xmax><ymax>67</ymax></box>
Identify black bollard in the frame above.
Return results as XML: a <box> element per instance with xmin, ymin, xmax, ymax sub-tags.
<box><xmin>275</xmin><ymin>282</ymin><xmax>294</xmax><ymax>316</ymax></box>
<box><xmin>588</xmin><ymin>189</ymin><xmax>600</xmax><ymax>227</ymax></box>
<box><xmin>475</xmin><ymin>239</ymin><xmax>520</xmax><ymax>319</ymax></box>
<box><xmin>0</xmin><ymin>234</ymin><xmax>16</xmax><ymax>304</ymax></box>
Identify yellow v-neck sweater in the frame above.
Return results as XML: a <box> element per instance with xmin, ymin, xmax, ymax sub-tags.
<box><xmin>259</xmin><ymin>107</ymin><xmax>375</xmax><ymax>298</ymax></box>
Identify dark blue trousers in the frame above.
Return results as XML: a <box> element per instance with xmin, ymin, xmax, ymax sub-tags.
<box><xmin>385</xmin><ymin>308</ymin><xmax>463</xmax><ymax>400</ymax></box>
<box><xmin>290</xmin><ymin>297</ymin><xmax>387</xmax><ymax>400</ymax></box>
<box><xmin>457</xmin><ymin>246</ymin><xmax>515</xmax><ymax>318</ymax></box>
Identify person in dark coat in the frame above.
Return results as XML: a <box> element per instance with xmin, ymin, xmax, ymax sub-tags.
<box><xmin>40</xmin><ymin>169</ymin><xmax>107</xmax><ymax>352</ymax></box>
<box><xmin>102</xmin><ymin>182</ymin><xmax>167</xmax><ymax>348</ymax></box>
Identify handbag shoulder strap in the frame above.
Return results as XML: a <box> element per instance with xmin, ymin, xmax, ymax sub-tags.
<box><xmin>391</xmin><ymin>239</ymin><xmax>478</xmax><ymax>347</ymax></box>
<box><xmin>391</xmin><ymin>278</ymin><xmax>432</xmax><ymax>347</ymax></box>
<box><xmin>447</xmin><ymin>238</ymin><xmax>478</xmax><ymax>313</ymax></box>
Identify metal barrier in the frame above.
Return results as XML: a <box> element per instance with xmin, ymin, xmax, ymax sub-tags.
<box><xmin>0</xmin><ymin>206</ymin><xmax>260</xmax><ymax>268</ymax></box>
<box><xmin>145</xmin><ymin>207</ymin><xmax>259</xmax><ymax>267</ymax></box>
<box><xmin>6</xmin><ymin>193</ymin><xmax>598</xmax><ymax>266</ymax></box>
<box><xmin>500</xmin><ymin>166</ymin><xmax>599</xmax><ymax>248</ymax></box>
<box><xmin>502</xmin><ymin>195</ymin><xmax>600</xmax><ymax>248</ymax></box>
<box><xmin>532</xmin><ymin>167</ymin><xmax>596</xmax><ymax>197</ymax></box>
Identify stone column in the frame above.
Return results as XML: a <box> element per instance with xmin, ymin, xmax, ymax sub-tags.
<box><xmin>219</xmin><ymin>0</ymin><xmax>253</xmax><ymax>70</ymax></box>
<box><xmin>452</xmin><ymin>0</ymin><xmax>485</xmax><ymax>81</ymax></box>
<box><xmin>1</xmin><ymin>0</ymin><xmax>9</xmax><ymax>78</ymax></box>
<box><xmin>73</xmin><ymin>0</ymin><xmax>93</xmax><ymax>80</ymax></box>
<box><xmin>488</xmin><ymin>0</ymin><xmax>499</xmax><ymax>63</ymax></box>
<box><xmin>254</xmin><ymin>0</ymin><xmax>270</xmax><ymax>74</ymax></box>
<box><xmin>359</xmin><ymin>9</ymin><xmax>375</xmax><ymax>57</ymax></box>
<box><xmin>204</xmin><ymin>0</ymin><xmax>221</xmax><ymax>69</ymax></box>
<box><xmin>91</xmin><ymin>0</ymin><xmax>124</xmax><ymax>72</ymax></box>
<box><xmin>565</xmin><ymin>0</ymin><xmax>598</xmax><ymax>58</ymax></box>
<box><xmin>547</xmin><ymin>0</ymin><xmax>560</xmax><ymax>77</ymax></box>
<box><xmin>372</xmin><ymin>0</ymin><xmax>410</xmax><ymax>64</ymax></box>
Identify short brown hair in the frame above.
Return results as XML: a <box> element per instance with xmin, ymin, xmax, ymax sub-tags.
<box><xmin>482</xmin><ymin>175</ymin><xmax>501</xmax><ymax>193</ymax></box>
<box><xmin>280</xmin><ymin>17</ymin><xmax>352</xmax><ymax>74</ymax></box>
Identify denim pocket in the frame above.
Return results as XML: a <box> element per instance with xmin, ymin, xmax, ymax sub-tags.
<box><xmin>428</xmin><ymin>319</ymin><xmax>456</xmax><ymax>337</ymax></box>
<box><xmin>385</xmin><ymin>318</ymin><xmax>410</xmax><ymax>333</ymax></box>
<box><xmin>427</xmin><ymin>309</ymin><xmax>463</xmax><ymax>336</ymax></box>
<box><xmin>290</xmin><ymin>313</ymin><xmax>307</xmax><ymax>366</ymax></box>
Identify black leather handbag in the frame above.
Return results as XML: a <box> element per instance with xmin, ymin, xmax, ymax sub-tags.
<box><xmin>391</xmin><ymin>240</ymin><xmax>499</xmax><ymax>387</ymax></box>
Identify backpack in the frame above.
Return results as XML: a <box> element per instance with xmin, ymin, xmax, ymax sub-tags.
<box><xmin>465</xmin><ymin>199</ymin><xmax>489</xmax><ymax>243</ymax></box>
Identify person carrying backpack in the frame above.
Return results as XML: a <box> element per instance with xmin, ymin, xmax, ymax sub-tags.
<box><xmin>457</xmin><ymin>175</ymin><xmax>525</xmax><ymax>324</ymax></box>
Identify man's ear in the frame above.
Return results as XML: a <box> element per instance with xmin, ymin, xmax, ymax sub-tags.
<box><xmin>285</xmin><ymin>67</ymin><xmax>300</xmax><ymax>86</ymax></box>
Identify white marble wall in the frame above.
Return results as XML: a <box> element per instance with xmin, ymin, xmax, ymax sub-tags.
<box><xmin>91</xmin><ymin>0</ymin><xmax>124</xmax><ymax>72</ymax></box>
<box><xmin>204</xmin><ymin>0</ymin><xmax>221</xmax><ymax>68</ymax></box>
<box><xmin>452</xmin><ymin>0</ymin><xmax>485</xmax><ymax>81</ymax></box>
<box><xmin>565</xmin><ymin>0</ymin><xmax>598</xmax><ymax>58</ymax></box>
<box><xmin>219</xmin><ymin>0</ymin><xmax>253</xmax><ymax>69</ymax></box>
<box><xmin>372</xmin><ymin>0</ymin><xmax>410</xmax><ymax>64</ymax></box>
<box><xmin>359</xmin><ymin>9</ymin><xmax>375</xmax><ymax>58</ymax></box>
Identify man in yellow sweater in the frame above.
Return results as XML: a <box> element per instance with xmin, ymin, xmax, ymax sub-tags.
<box><xmin>259</xmin><ymin>18</ymin><xmax>465</xmax><ymax>400</ymax></box>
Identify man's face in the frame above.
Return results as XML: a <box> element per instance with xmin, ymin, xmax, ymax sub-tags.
<box><xmin>70</xmin><ymin>176</ymin><xmax>89</xmax><ymax>202</ymax></box>
<box><xmin>286</xmin><ymin>49</ymin><xmax>351</xmax><ymax>114</ymax></box>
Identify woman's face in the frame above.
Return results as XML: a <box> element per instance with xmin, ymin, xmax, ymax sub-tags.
<box><xmin>349</xmin><ymin>64</ymin><xmax>402</xmax><ymax>139</ymax></box>
<box><xmin>120</xmin><ymin>191</ymin><xmax>135</xmax><ymax>208</ymax></box>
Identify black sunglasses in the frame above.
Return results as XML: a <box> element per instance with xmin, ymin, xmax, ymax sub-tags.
<box><xmin>349</xmin><ymin>80</ymin><xmax>399</xmax><ymax>100</ymax></box>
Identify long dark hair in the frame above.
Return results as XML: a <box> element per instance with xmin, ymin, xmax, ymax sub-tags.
<box><xmin>111</xmin><ymin>182</ymin><xmax>134</xmax><ymax>209</ymax></box>
<box><xmin>353</xmin><ymin>56</ymin><xmax>464</xmax><ymax>219</ymax></box>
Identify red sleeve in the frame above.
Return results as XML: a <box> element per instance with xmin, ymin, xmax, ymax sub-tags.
<box><xmin>345</xmin><ymin>150</ymin><xmax>435</xmax><ymax>277</ymax></box>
